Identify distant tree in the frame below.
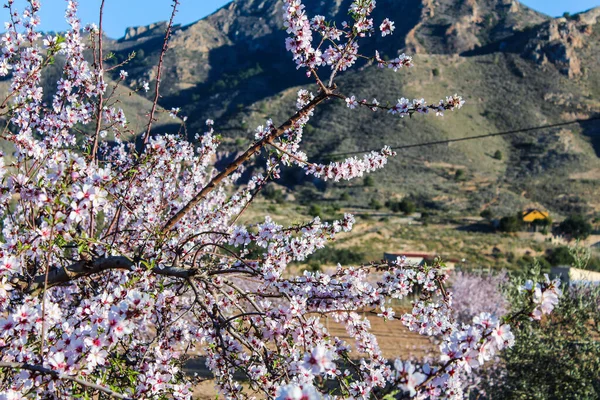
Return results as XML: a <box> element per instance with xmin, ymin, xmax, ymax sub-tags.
<box><xmin>499</xmin><ymin>214</ymin><xmax>523</xmax><ymax>232</ymax></box>
<box><xmin>532</xmin><ymin>216</ymin><xmax>552</xmax><ymax>233</ymax></box>
<box><xmin>480</xmin><ymin>209</ymin><xmax>493</xmax><ymax>220</ymax></box>
<box><xmin>369</xmin><ymin>198</ymin><xmax>382</xmax><ymax>210</ymax></box>
<box><xmin>306</xmin><ymin>247</ymin><xmax>365</xmax><ymax>266</ymax></box>
<box><xmin>364</xmin><ymin>175</ymin><xmax>375</xmax><ymax>187</ymax></box>
<box><xmin>450</xmin><ymin>270</ymin><xmax>508</xmax><ymax>325</ymax></box>
<box><xmin>385</xmin><ymin>200</ymin><xmax>399</xmax><ymax>212</ymax></box>
<box><xmin>545</xmin><ymin>246</ymin><xmax>575</xmax><ymax>266</ymax></box>
<box><xmin>262</xmin><ymin>185</ymin><xmax>285</xmax><ymax>204</ymax></box>
<box><xmin>558</xmin><ymin>214</ymin><xmax>592</xmax><ymax>240</ymax></box>
<box><xmin>481</xmin><ymin>273</ymin><xmax>600</xmax><ymax>400</ymax></box>
<box><xmin>493</xmin><ymin>150</ymin><xmax>503</xmax><ymax>160</ymax></box>
<box><xmin>399</xmin><ymin>199</ymin><xmax>416</xmax><ymax>215</ymax></box>
<box><xmin>432</xmin><ymin>68</ymin><xmax>440</xmax><ymax>76</ymax></box>
<box><xmin>308</xmin><ymin>204</ymin><xmax>322</xmax><ymax>218</ymax></box>
<box><xmin>385</xmin><ymin>199</ymin><xmax>417</xmax><ymax>215</ymax></box>
<box><xmin>455</xmin><ymin>169</ymin><xmax>465</xmax><ymax>181</ymax></box>
<box><xmin>517</xmin><ymin>254</ymin><xmax>550</xmax><ymax>272</ymax></box>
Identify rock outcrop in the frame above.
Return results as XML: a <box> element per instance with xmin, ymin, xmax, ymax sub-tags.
<box><xmin>124</xmin><ymin>22</ymin><xmax>171</xmax><ymax>41</ymax></box>
<box><xmin>523</xmin><ymin>7</ymin><xmax>599</xmax><ymax>77</ymax></box>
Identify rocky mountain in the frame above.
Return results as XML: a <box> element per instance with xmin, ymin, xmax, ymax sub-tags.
<box><xmin>101</xmin><ymin>0</ymin><xmax>600</xmax><ymax>219</ymax></box>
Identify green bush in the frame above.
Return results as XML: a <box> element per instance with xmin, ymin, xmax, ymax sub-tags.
<box><xmin>480</xmin><ymin>209</ymin><xmax>493</xmax><ymax>220</ymax></box>
<box><xmin>262</xmin><ymin>185</ymin><xmax>285</xmax><ymax>204</ymax></box>
<box><xmin>454</xmin><ymin>169</ymin><xmax>465</xmax><ymax>181</ymax></box>
<box><xmin>298</xmin><ymin>188</ymin><xmax>320</xmax><ymax>205</ymax></box>
<box><xmin>498</xmin><ymin>214</ymin><xmax>523</xmax><ymax>232</ymax></box>
<box><xmin>304</xmin><ymin>260</ymin><xmax>322</xmax><ymax>273</ymax></box>
<box><xmin>516</xmin><ymin>255</ymin><xmax>550</xmax><ymax>272</ymax></box>
<box><xmin>506</xmin><ymin>251</ymin><xmax>516</xmax><ymax>263</ymax></box>
<box><xmin>209</xmin><ymin>63</ymin><xmax>264</xmax><ymax>92</ymax></box>
<box><xmin>308</xmin><ymin>204</ymin><xmax>322</xmax><ymax>218</ymax></box>
<box><xmin>305</xmin><ymin>247</ymin><xmax>365</xmax><ymax>266</ymax></box>
<box><xmin>369</xmin><ymin>198</ymin><xmax>382</xmax><ymax>210</ymax></box>
<box><xmin>586</xmin><ymin>257</ymin><xmax>600</xmax><ymax>272</ymax></box>
<box><xmin>385</xmin><ymin>199</ymin><xmax>416</xmax><ymax>215</ymax></box>
<box><xmin>532</xmin><ymin>217</ymin><xmax>552</xmax><ymax>228</ymax></box>
<box><xmin>364</xmin><ymin>176</ymin><xmax>375</xmax><ymax>187</ymax></box>
<box><xmin>545</xmin><ymin>246</ymin><xmax>575</xmax><ymax>266</ymax></box>
<box><xmin>493</xmin><ymin>150</ymin><xmax>503</xmax><ymax>160</ymax></box>
<box><xmin>558</xmin><ymin>215</ymin><xmax>592</xmax><ymax>240</ymax></box>
<box><xmin>483</xmin><ymin>278</ymin><xmax>600</xmax><ymax>399</ymax></box>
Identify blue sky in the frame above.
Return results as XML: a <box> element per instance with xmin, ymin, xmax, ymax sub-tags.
<box><xmin>4</xmin><ymin>0</ymin><xmax>600</xmax><ymax>39</ymax></box>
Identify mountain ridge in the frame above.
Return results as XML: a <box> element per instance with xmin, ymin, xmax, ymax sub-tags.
<box><xmin>101</xmin><ymin>0</ymin><xmax>600</xmax><ymax>218</ymax></box>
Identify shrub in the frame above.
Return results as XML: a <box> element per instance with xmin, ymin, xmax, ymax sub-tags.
<box><xmin>305</xmin><ymin>247</ymin><xmax>365</xmax><ymax>266</ymax></box>
<box><xmin>480</xmin><ymin>209</ymin><xmax>493</xmax><ymax>220</ymax></box>
<box><xmin>493</xmin><ymin>150</ymin><xmax>503</xmax><ymax>160</ymax></box>
<box><xmin>498</xmin><ymin>214</ymin><xmax>523</xmax><ymax>232</ymax></box>
<box><xmin>304</xmin><ymin>259</ymin><xmax>322</xmax><ymax>272</ymax></box>
<box><xmin>364</xmin><ymin>175</ymin><xmax>375</xmax><ymax>187</ymax></box>
<box><xmin>545</xmin><ymin>246</ymin><xmax>575</xmax><ymax>266</ymax></box>
<box><xmin>369</xmin><ymin>198</ymin><xmax>382</xmax><ymax>210</ymax></box>
<box><xmin>298</xmin><ymin>187</ymin><xmax>320</xmax><ymax>205</ymax></box>
<box><xmin>517</xmin><ymin>254</ymin><xmax>550</xmax><ymax>272</ymax></box>
<box><xmin>262</xmin><ymin>185</ymin><xmax>285</xmax><ymax>203</ymax></box>
<box><xmin>558</xmin><ymin>214</ymin><xmax>593</xmax><ymax>240</ymax></box>
<box><xmin>483</xmin><ymin>282</ymin><xmax>600</xmax><ymax>399</ymax></box>
<box><xmin>308</xmin><ymin>204</ymin><xmax>322</xmax><ymax>218</ymax></box>
<box><xmin>385</xmin><ymin>199</ymin><xmax>416</xmax><ymax>215</ymax></box>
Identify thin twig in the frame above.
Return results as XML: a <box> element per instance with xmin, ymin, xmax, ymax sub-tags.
<box><xmin>90</xmin><ymin>0</ymin><xmax>106</xmax><ymax>163</ymax></box>
<box><xmin>142</xmin><ymin>0</ymin><xmax>179</xmax><ymax>147</ymax></box>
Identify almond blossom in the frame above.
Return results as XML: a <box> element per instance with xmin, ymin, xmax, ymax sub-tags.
<box><xmin>0</xmin><ymin>0</ymin><xmax>561</xmax><ymax>399</ymax></box>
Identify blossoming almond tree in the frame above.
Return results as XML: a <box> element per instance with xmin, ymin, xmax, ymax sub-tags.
<box><xmin>0</xmin><ymin>0</ymin><xmax>561</xmax><ymax>399</ymax></box>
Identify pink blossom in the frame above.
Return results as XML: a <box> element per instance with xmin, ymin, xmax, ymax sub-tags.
<box><xmin>302</xmin><ymin>345</ymin><xmax>335</xmax><ymax>375</ymax></box>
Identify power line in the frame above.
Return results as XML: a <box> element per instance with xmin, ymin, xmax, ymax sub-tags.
<box><xmin>320</xmin><ymin>116</ymin><xmax>600</xmax><ymax>160</ymax></box>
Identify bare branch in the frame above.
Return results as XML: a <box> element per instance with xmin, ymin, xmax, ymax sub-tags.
<box><xmin>142</xmin><ymin>0</ymin><xmax>180</xmax><ymax>147</ymax></box>
<box><xmin>90</xmin><ymin>0</ymin><xmax>106</xmax><ymax>162</ymax></box>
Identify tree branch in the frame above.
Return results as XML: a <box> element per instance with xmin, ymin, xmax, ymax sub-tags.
<box><xmin>16</xmin><ymin>256</ymin><xmax>197</xmax><ymax>295</ymax></box>
<box><xmin>142</xmin><ymin>0</ymin><xmax>179</xmax><ymax>147</ymax></box>
<box><xmin>161</xmin><ymin>90</ymin><xmax>332</xmax><ymax>233</ymax></box>
<box><xmin>0</xmin><ymin>361</ymin><xmax>132</xmax><ymax>399</ymax></box>
<box><xmin>90</xmin><ymin>0</ymin><xmax>106</xmax><ymax>162</ymax></box>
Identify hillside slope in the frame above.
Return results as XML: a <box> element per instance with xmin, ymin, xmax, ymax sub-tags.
<box><xmin>105</xmin><ymin>1</ymin><xmax>600</xmax><ymax>218</ymax></box>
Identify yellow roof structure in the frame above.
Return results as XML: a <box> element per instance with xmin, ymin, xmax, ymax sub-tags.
<box><xmin>522</xmin><ymin>209</ymin><xmax>549</xmax><ymax>222</ymax></box>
